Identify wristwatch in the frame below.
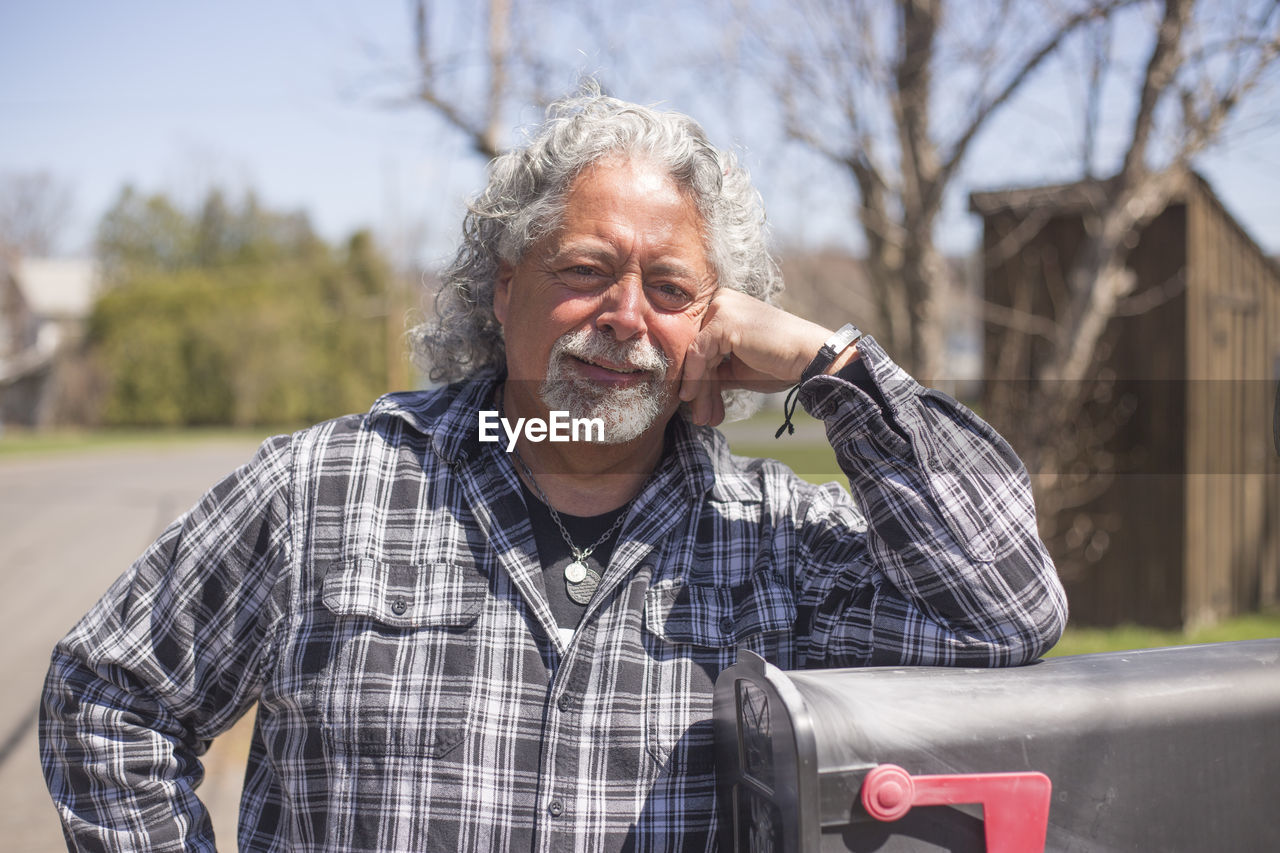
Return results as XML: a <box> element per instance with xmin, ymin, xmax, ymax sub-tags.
<box><xmin>800</xmin><ymin>323</ymin><xmax>864</xmax><ymax>383</ymax></box>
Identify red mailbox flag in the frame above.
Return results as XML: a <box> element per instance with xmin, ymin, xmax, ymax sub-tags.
<box><xmin>861</xmin><ymin>764</ymin><xmax>1052</xmax><ymax>853</ymax></box>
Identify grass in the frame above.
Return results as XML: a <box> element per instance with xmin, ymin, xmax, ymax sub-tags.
<box><xmin>731</xmin><ymin>441</ymin><xmax>846</xmax><ymax>487</ymax></box>
<box><xmin>1047</xmin><ymin>609</ymin><xmax>1280</xmax><ymax>657</ymax></box>
<box><xmin>723</xmin><ymin>407</ymin><xmax>846</xmax><ymax>488</ymax></box>
<box><xmin>0</xmin><ymin>425</ymin><xmax>284</xmax><ymax>457</ymax></box>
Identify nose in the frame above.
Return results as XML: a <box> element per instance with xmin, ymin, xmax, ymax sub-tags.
<box><xmin>595</xmin><ymin>277</ymin><xmax>647</xmax><ymax>341</ymax></box>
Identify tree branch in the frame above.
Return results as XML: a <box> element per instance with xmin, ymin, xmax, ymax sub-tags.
<box><xmin>939</xmin><ymin>0</ymin><xmax>1139</xmax><ymax>191</ymax></box>
<box><xmin>981</xmin><ymin>297</ymin><xmax>1063</xmax><ymax>342</ymax></box>
<box><xmin>484</xmin><ymin>0</ymin><xmax>511</xmax><ymax>157</ymax></box>
<box><xmin>1121</xmin><ymin>0</ymin><xmax>1195</xmax><ymax>180</ymax></box>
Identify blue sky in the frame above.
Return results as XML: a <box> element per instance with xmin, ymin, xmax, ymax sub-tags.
<box><xmin>0</xmin><ymin>1</ymin><xmax>484</xmax><ymax>265</ymax></box>
<box><xmin>3</xmin><ymin>1</ymin><xmax>1278</xmax><ymax>266</ymax></box>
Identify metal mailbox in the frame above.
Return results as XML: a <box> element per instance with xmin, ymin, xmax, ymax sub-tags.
<box><xmin>713</xmin><ymin>639</ymin><xmax>1280</xmax><ymax>852</ymax></box>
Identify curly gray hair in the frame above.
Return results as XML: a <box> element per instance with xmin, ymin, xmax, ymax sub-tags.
<box><xmin>411</xmin><ymin>85</ymin><xmax>783</xmax><ymax>414</ymax></box>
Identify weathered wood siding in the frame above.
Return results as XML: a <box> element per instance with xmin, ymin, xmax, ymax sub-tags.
<box><xmin>1184</xmin><ymin>180</ymin><xmax>1280</xmax><ymax>629</ymax></box>
<box><xmin>975</xmin><ymin>175</ymin><xmax>1280</xmax><ymax>629</ymax></box>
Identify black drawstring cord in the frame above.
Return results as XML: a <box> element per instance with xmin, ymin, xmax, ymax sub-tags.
<box><xmin>775</xmin><ymin>383</ymin><xmax>802</xmax><ymax>438</ymax></box>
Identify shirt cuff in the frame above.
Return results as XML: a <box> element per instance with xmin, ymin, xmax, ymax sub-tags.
<box><xmin>827</xmin><ymin>347</ymin><xmax>908</xmax><ymax>442</ymax></box>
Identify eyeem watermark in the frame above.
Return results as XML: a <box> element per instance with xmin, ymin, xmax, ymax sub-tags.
<box><xmin>478</xmin><ymin>410</ymin><xmax>605</xmax><ymax>451</ymax></box>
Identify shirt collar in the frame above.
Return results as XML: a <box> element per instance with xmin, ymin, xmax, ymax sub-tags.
<box><xmin>367</xmin><ymin>369</ymin><xmax>501</xmax><ymax>467</ymax></box>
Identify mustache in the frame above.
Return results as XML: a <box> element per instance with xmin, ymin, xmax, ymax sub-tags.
<box><xmin>552</xmin><ymin>328</ymin><xmax>670</xmax><ymax>374</ymax></box>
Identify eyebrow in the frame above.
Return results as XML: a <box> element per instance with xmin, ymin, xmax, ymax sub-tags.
<box><xmin>645</xmin><ymin>260</ymin><xmax>700</xmax><ymax>281</ymax></box>
<box><xmin>552</xmin><ymin>241</ymin><xmax>702</xmax><ymax>282</ymax></box>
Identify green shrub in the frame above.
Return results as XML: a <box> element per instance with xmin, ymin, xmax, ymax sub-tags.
<box><xmin>88</xmin><ymin>188</ymin><xmax>399</xmax><ymax>427</ymax></box>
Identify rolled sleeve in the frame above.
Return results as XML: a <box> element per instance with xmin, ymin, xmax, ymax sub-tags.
<box><xmin>795</xmin><ymin>336</ymin><xmax>1068</xmax><ymax>668</ymax></box>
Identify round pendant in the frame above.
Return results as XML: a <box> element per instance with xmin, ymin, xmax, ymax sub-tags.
<box><xmin>565</xmin><ymin>560</ymin><xmax>588</xmax><ymax>584</ymax></box>
<box><xmin>566</xmin><ymin>566</ymin><xmax>600</xmax><ymax>606</ymax></box>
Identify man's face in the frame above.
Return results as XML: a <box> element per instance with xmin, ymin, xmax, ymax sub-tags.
<box><xmin>493</xmin><ymin>157</ymin><xmax>717</xmax><ymax>444</ymax></box>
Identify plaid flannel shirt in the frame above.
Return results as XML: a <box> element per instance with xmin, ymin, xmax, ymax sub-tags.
<box><xmin>41</xmin><ymin>337</ymin><xmax>1067</xmax><ymax>852</ymax></box>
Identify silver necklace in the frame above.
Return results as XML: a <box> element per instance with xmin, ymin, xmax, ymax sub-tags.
<box><xmin>512</xmin><ymin>447</ymin><xmax>631</xmax><ymax>606</ymax></box>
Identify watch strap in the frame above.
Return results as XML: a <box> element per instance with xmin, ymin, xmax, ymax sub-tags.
<box><xmin>776</xmin><ymin>322</ymin><xmax>865</xmax><ymax>439</ymax></box>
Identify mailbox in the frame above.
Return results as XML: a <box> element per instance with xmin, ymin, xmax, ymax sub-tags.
<box><xmin>713</xmin><ymin>639</ymin><xmax>1280</xmax><ymax>851</ymax></box>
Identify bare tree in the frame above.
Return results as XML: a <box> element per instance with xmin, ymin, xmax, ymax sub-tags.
<box><xmin>1045</xmin><ymin>0</ymin><xmax>1278</xmax><ymax>393</ymax></box>
<box><xmin>410</xmin><ymin>0</ymin><xmax>514</xmax><ymax>159</ymax></box>
<box><xmin>732</xmin><ymin>0</ymin><xmax>1143</xmax><ymax>377</ymax></box>
<box><xmin>404</xmin><ymin>0</ymin><xmax>634</xmax><ymax>159</ymax></box>
<box><xmin>0</xmin><ymin>171</ymin><xmax>74</xmax><ymax>258</ymax></box>
<box><xmin>982</xmin><ymin>0</ymin><xmax>1280</xmax><ymax>580</ymax></box>
<box><xmin>736</xmin><ymin>0</ymin><xmax>1278</xmax><ymax>579</ymax></box>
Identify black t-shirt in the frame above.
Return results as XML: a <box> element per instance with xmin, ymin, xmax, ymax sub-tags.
<box><xmin>520</xmin><ymin>480</ymin><xmax>627</xmax><ymax>635</ymax></box>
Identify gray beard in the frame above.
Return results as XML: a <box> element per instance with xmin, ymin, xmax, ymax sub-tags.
<box><xmin>538</xmin><ymin>330</ymin><xmax>672</xmax><ymax>445</ymax></box>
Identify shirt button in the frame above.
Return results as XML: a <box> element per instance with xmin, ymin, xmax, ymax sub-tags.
<box><xmin>547</xmin><ymin>798</ymin><xmax>564</xmax><ymax>817</ymax></box>
<box><xmin>390</xmin><ymin>596</ymin><xmax>409</xmax><ymax>616</ymax></box>
<box><xmin>557</xmin><ymin>693</ymin><xmax>572</xmax><ymax>713</ymax></box>
<box><xmin>719</xmin><ymin>616</ymin><xmax>735</xmax><ymax>634</ymax></box>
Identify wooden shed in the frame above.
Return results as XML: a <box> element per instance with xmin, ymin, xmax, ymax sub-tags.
<box><xmin>970</xmin><ymin>174</ymin><xmax>1280</xmax><ymax>629</ymax></box>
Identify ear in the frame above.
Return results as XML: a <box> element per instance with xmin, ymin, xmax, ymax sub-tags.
<box><xmin>493</xmin><ymin>261</ymin><xmax>513</xmax><ymax>326</ymax></box>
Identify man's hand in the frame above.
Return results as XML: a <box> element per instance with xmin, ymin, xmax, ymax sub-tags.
<box><xmin>679</xmin><ymin>288</ymin><xmax>853</xmax><ymax>426</ymax></box>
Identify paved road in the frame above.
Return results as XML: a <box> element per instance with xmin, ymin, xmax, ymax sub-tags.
<box><xmin>0</xmin><ymin>439</ymin><xmax>266</xmax><ymax>851</ymax></box>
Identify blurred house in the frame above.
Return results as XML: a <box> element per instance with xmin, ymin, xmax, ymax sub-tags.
<box><xmin>971</xmin><ymin>174</ymin><xmax>1280</xmax><ymax>629</ymax></box>
<box><xmin>0</xmin><ymin>256</ymin><xmax>100</xmax><ymax>427</ymax></box>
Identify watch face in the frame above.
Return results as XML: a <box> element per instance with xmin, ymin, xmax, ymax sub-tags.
<box><xmin>827</xmin><ymin>323</ymin><xmax>861</xmax><ymax>351</ymax></box>
<box><xmin>802</xmin><ymin>324</ymin><xmax>864</xmax><ymax>383</ymax></box>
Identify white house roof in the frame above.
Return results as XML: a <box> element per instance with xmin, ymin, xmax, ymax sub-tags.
<box><xmin>15</xmin><ymin>257</ymin><xmax>100</xmax><ymax>320</ymax></box>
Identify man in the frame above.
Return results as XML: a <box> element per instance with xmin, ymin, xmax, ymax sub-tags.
<box><xmin>42</xmin><ymin>90</ymin><xmax>1067</xmax><ymax>852</ymax></box>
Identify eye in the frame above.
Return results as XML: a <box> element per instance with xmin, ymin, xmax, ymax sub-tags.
<box><xmin>649</xmin><ymin>282</ymin><xmax>694</xmax><ymax>310</ymax></box>
<box><xmin>557</xmin><ymin>264</ymin><xmax>610</xmax><ymax>291</ymax></box>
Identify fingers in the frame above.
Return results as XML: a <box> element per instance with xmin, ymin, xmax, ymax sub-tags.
<box><xmin>683</xmin><ymin>362</ymin><xmax>727</xmax><ymax>427</ymax></box>
<box><xmin>678</xmin><ymin>324</ymin><xmax>723</xmax><ymax>398</ymax></box>
<box><xmin>677</xmin><ymin>288</ymin><xmax>836</xmax><ymax>425</ymax></box>
<box><xmin>679</xmin><ymin>296</ymin><xmax>730</xmax><ymax>397</ymax></box>
<box><xmin>679</xmin><ymin>301</ymin><xmax>742</xmax><ymax>425</ymax></box>
<box><xmin>701</xmin><ymin>384</ymin><xmax>726</xmax><ymax>427</ymax></box>
<box><xmin>680</xmin><ymin>331</ymin><xmax>723</xmax><ymax>426</ymax></box>
<box><xmin>698</xmin><ymin>289</ymin><xmax>832</xmax><ymax>386</ymax></box>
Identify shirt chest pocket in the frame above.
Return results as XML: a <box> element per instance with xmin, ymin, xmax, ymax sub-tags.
<box><xmin>318</xmin><ymin>559</ymin><xmax>488</xmax><ymax>759</ymax></box>
<box><xmin>642</xmin><ymin>576</ymin><xmax>795</xmax><ymax>772</ymax></box>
